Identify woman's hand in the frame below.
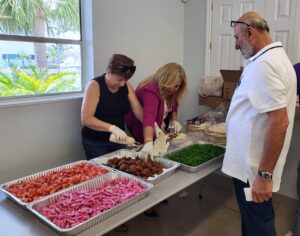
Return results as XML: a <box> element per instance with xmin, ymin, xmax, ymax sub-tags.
<box><xmin>154</xmin><ymin>122</ymin><xmax>166</xmax><ymax>138</ymax></box>
<box><xmin>108</xmin><ymin>125</ymin><xmax>128</xmax><ymax>141</ymax></box>
<box><xmin>139</xmin><ymin>141</ymin><xmax>154</xmax><ymax>160</ymax></box>
<box><xmin>169</xmin><ymin>120</ymin><xmax>182</xmax><ymax>133</ymax></box>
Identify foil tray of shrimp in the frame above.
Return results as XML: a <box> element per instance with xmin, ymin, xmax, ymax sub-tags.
<box><xmin>0</xmin><ymin>160</ymin><xmax>111</xmax><ymax>208</ymax></box>
<box><xmin>27</xmin><ymin>171</ymin><xmax>153</xmax><ymax>235</ymax></box>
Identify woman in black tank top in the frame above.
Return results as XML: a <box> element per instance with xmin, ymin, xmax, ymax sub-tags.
<box><xmin>81</xmin><ymin>54</ymin><xmax>143</xmax><ymax>160</ymax></box>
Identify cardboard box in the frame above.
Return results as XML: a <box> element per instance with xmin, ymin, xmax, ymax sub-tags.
<box><xmin>198</xmin><ymin>95</ymin><xmax>231</xmax><ymax>109</ymax></box>
<box><xmin>220</xmin><ymin>69</ymin><xmax>243</xmax><ymax>99</ymax></box>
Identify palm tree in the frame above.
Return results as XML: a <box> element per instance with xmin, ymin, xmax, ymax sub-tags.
<box><xmin>0</xmin><ymin>66</ymin><xmax>77</xmax><ymax>96</ymax></box>
<box><xmin>0</xmin><ymin>0</ymin><xmax>79</xmax><ymax>69</ymax></box>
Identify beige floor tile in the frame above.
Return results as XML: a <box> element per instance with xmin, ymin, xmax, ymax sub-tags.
<box><xmin>273</xmin><ymin>194</ymin><xmax>298</xmax><ymax>210</ymax></box>
<box><xmin>158</xmin><ymin>191</ymin><xmax>211</xmax><ymax>228</ymax></box>
<box><xmin>215</xmin><ymin>194</ymin><xmax>240</xmax><ymax>213</ymax></box>
<box><xmin>198</xmin><ymin>185</ymin><xmax>234</xmax><ymax>207</ymax></box>
<box><xmin>181</xmin><ymin>206</ymin><xmax>241</xmax><ymax>236</ymax></box>
<box><xmin>171</xmin><ymin>229</ymin><xmax>195</xmax><ymax>236</ymax></box>
<box><xmin>104</xmin><ymin>213</ymin><xmax>180</xmax><ymax>236</ymax></box>
<box><xmin>275</xmin><ymin>205</ymin><xmax>297</xmax><ymax>236</ymax></box>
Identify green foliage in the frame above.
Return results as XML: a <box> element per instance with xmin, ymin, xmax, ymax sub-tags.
<box><xmin>0</xmin><ymin>66</ymin><xmax>78</xmax><ymax>97</ymax></box>
<box><xmin>0</xmin><ymin>0</ymin><xmax>80</xmax><ymax>36</ymax></box>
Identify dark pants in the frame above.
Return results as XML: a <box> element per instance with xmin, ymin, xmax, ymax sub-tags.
<box><xmin>82</xmin><ymin>137</ymin><xmax>126</xmax><ymax>160</ymax></box>
<box><xmin>293</xmin><ymin>159</ymin><xmax>300</xmax><ymax>236</ymax></box>
<box><xmin>232</xmin><ymin>178</ymin><xmax>276</xmax><ymax>236</ymax></box>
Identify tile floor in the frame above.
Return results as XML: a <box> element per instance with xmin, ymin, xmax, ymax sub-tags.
<box><xmin>105</xmin><ymin>173</ymin><xmax>298</xmax><ymax>236</ymax></box>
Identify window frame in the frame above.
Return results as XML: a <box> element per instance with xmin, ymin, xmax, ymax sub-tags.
<box><xmin>0</xmin><ymin>0</ymin><xmax>88</xmax><ymax>103</ymax></box>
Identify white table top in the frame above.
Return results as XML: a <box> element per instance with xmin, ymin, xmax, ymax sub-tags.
<box><xmin>0</xmin><ymin>134</ymin><xmax>225</xmax><ymax>236</ymax></box>
<box><xmin>0</xmin><ymin>162</ymin><xmax>222</xmax><ymax>236</ymax></box>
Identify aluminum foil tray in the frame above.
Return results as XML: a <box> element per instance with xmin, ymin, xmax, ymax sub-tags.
<box><xmin>0</xmin><ymin>160</ymin><xmax>111</xmax><ymax>208</ymax></box>
<box><xmin>91</xmin><ymin>149</ymin><xmax>180</xmax><ymax>185</ymax></box>
<box><xmin>163</xmin><ymin>141</ymin><xmax>225</xmax><ymax>173</ymax></box>
<box><xmin>28</xmin><ymin>171</ymin><xmax>153</xmax><ymax>236</ymax></box>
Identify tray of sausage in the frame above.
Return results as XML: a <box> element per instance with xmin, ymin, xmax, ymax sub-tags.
<box><xmin>27</xmin><ymin>171</ymin><xmax>153</xmax><ymax>235</ymax></box>
<box><xmin>0</xmin><ymin>161</ymin><xmax>110</xmax><ymax>208</ymax></box>
<box><xmin>91</xmin><ymin>149</ymin><xmax>180</xmax><ymax>184</ymax></box>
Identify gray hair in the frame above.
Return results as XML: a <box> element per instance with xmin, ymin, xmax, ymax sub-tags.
<box><xmin>244</xmin><ymin>17</ymin><xmax>270</xmax><ymax>33</ymax></box>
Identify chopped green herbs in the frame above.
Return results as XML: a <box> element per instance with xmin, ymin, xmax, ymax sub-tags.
<box><xmin>165</xmin><ymin>144</ymin><xmax>225</xmax><ymax>167</ymax></box>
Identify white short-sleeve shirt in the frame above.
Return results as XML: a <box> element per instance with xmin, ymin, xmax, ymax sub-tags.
<box><xmin>221</xmin><ymin>42</ymin><xmax>297</xmax><ymax>192</ymax></box>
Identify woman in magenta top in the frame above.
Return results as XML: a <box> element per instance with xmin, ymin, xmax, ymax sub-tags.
<box><xmin>126</xmin><ymin>62</ymin><xmax>187</xmax><ymax>156</ymax></box>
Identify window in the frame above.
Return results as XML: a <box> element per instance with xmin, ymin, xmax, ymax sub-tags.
<box><xmin>0</xmin><ymin>0</ymin><xmax>82</xmax><ymax>98</ymax></box>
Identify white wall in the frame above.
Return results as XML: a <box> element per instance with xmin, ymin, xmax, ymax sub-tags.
<box><xmin>92</xmin><ymin>0</ymin><xmax>209</xmax><ymax>123</ymax></box>
<box><xmin>180</xmin><ymin>0</ymin><xmax>211</xmax><ymax>121</ymax></box>
<box><xmin>0</xmin><ymin>100</ymin><xmax>84</xmax><ymax>183</ymax></box>
<box><xmin>92</xmin><ymin>0</ymin><xmax>184</xmax><ymax>88</ymax></box>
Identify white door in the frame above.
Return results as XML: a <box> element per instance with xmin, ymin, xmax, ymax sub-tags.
<box><xmin>210</xmin><ymin>0</ymin><xmax>264</xmax><ymax>76</ymax></box>
<box><xmin>264</xmin><ymin>0</ymin><xmax>297</xmax><ymax>64</ymax></box>
<box><xmin>208</xmin><ymin>0</ymin><xmax>298</xmax><ymax>75</ymax></box>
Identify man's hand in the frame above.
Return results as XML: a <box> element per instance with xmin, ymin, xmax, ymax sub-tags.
<box><xmin>251</xmin><ymin>176</ymin><xmax>273</xmax><ymax>203</ymax></box>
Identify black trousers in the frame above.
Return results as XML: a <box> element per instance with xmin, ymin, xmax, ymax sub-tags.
<box><xmin>293</xmin><ymin>159</ymin><xmax>300</xmax><ymax>236</ymax></box>
<box><xmin>232</xmin><ymin>178</ymin><xmax>276</xmax><ymax>236</ymax></box>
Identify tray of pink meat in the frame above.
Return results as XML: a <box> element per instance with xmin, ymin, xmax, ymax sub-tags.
<box><xmin>0</xmin><ymin>161</ymin><xmax>110</xmax><ymax>208</ymax></box>
<box><xmin>27</xmin><ymin>171</ymin><xmax>153</xmax><ymax>235</ymax></box>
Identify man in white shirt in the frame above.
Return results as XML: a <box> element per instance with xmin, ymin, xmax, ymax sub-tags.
<box><xmin>222</xmin><ymin>11</ymin><xmax>296</xmax><ymax>236</ymax></box>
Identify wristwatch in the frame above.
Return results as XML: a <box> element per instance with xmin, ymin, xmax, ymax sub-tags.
<box><xmin>258</xmin><ymin>170</ymin><xmax>272</xmax><ymax>180</ymax></box>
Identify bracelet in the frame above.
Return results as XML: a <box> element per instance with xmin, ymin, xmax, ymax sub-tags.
<box><xmin>144</xmin><ymin>138</ymin><xmax>153</xmax><ymax>143</ymax></box>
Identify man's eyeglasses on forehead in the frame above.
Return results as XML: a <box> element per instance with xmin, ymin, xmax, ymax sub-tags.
<box><xmin>230</xmin><ymin>20</ymin><xmax>251</xmax><ymax>28</ymax></box>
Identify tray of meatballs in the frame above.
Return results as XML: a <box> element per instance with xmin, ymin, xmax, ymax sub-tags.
<box><xmin>91</xmin><ymin>149</ymin><xmax>180</xmax><ymax>184</ymax></box>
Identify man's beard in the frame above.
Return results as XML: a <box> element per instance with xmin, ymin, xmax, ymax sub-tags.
<box><xmin>242</xmin><ymin>42</ymin><xmax>254</xmax><ymax>59</ymax></box>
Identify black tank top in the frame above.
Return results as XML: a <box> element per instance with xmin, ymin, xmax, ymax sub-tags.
<box><xmin>81</xmin><ymin>74</ymin><xmax>130</xmax><ymax>141</ymax></box>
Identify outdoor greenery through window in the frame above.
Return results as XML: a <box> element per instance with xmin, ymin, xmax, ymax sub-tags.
<box><xmin>0</xmin><ymin>0</ymin><xmax>82</xmax><ymax>98</ymax></box>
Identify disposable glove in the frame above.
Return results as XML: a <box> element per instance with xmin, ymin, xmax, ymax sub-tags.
<box><xmin>139</xmin><ymin>141</ymin><xmax>154</xmax><ymax>160</ymax></box>
<box><xmin>109</xmin><ymin>134</ymin><xmax>135</xmax><ymax>144</ymax></box>
<box><xmin>154</xmin><ymin>122</ymin><xmax>167</xmax><ymax>139</ymax></box>
<box><xmin>108</xmin><ymin>125</ymin><xmax>128</xmax><ymax>141</ymax></box>
<box><xmin>153</xmin><ymin>134</ymin><xmax>170</xmax><ymax>156</ymax></box>
<box><xmin>169</xmin><ymin>120</ymin><xmax>182</xmax><ymax>133</ymax></box>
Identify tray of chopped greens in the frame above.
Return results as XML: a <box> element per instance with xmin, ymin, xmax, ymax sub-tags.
<box><xmin>163</xmin><ymin>141</ymin><xmax>225</xmax><ymax>173</ymax></box>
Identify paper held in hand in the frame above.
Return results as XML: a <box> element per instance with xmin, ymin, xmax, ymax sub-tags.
<box><xmin>243</xmin><ymin>187</ymin><xmax>253</xmax><ymax>201</ymax></box>
<box><xmin>109</xmin><ymin>133</ymin><xmax>136</xmax><ymax>145</ymax></box>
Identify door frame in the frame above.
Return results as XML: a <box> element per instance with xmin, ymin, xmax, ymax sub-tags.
<box><xmin>204</xmin><ymin>0</ymin><xmax>213</xmax><ymax>76</ymax></box>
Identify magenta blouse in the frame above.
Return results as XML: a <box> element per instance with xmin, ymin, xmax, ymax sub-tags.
<box><xmin>125</xmin><ymin>81</ymin><xmax>178</xmax><ymax>143</ymax></box>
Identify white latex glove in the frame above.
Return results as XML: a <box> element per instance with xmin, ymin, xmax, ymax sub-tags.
<box><xmin>169</xmin><ymin>120</ymin><xmax>182</xmax><ymax>133</ymax></box>
<box><xmin>139</xmin><ymin>141</ymin><xmax>154</xmax><ymax>160</ymax></box>
<box><xmin>109</xmin><ymin>134</ymin><xmax>135</xmax><ymax>144</ymax></box>
<box><xmin>108</xmin><ymin>125</ymin><xmax>128</xmax><ymax>141</ymax></box>
<box><xmin>154</xmin><ymin>122</ymin><xmax>166</xmax><ymax>139</ymax></box>
<box><xmin>153</xmin><ymin>134</ymin><xmax>170</xmax><ymax>156</ymax></box>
